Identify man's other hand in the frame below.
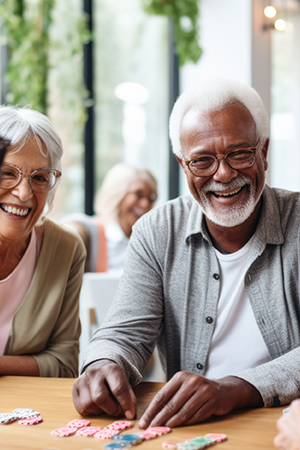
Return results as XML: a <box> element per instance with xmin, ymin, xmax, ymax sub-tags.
<box><xmin>138</xmin><ymin>371</ymin><xmax>263</xmax><ymax>428</ymax></box>
<box><xmin>72</xmin><ymin>359</ymin><xmax>136</xmax><ymax>419</ymax></box>
<box><xmin>274</xmin><ymin>399</ymin><xmax>300</xmax><ymax>450</ymax></box>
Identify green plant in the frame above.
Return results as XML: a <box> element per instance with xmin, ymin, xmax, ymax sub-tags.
<box><xmin>0</xmin><ymin>0</ymin><xmax>90</xmax><ymax>115</ymax></box>
<box><xmin>141</xmin><ymin>0</ymin><xmax>202</xmax><ymax>66</ymax></box>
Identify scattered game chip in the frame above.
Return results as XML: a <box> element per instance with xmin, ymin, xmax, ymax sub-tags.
<box><xmin>66</xmin><ymin>419</ymin><xmax>91</xmax><ymax>428</ymax></box>
<box><xmin>162</xmin><ymin>443</ymin><xmax>178</xmax><ymax>449</ymax></box>
<box><xmin>16</xmin><ymin>410</ymin><xmax>40</xmax><ymax>419</ymax></box>
<box><xmin>94</xmin><ymin>428</ymin><xmax>120</xmax><ymax>439</ymax></box>
<box><xmin>0</xmin><ymin>413</ymin><xmax>18</xmax><ymax>424</ymax></box>
<box><xmin>177</xmin><ymin>436</ymin><xmax>215</xmax><ymax>450</ymax></box>
<box><xmin>12</xmin><ymin>408</ymin><xmax>34</xmax><ymax>416</ymax></box>
<box><xmin>113</xmin><ymin>433</ymin><xmax>144</xmax><ymax>444</ymax></box>
<box><xmin>204</xmin><ymin>433</ymin><xmax>227</xmax><ymax>442</ymax></box>
<box><xmin>19</xmin><ymin>415</ymin><xmax>43</xmax><ymax>425</ymax></box>
<box><xmin>104</xmin><ymin>443</ymin><xmax>129</xmax><ymax>450</ymax></box>
<box><xmin>105</xmin><ymin>421</ymin><xmax>132</xmax><ymax>431</ymax></box>
<box><xmin>147</xmin><ymin>426</ymin><xmax>171</xmax><ymax>436</ymax></box>
<box><xmin>51</xmin><ymin>426</ymin><xmax>78</xmax><ymax>437</ymax></box>
<box><xmin>76</xmin><ymin>426</ymin><xmax>101</xmax><ymax>437</ymax></box>
<box><xmin>139</xmin><ymin>430</ymin><xmax>157</xmax><ymax>440</ymax></box>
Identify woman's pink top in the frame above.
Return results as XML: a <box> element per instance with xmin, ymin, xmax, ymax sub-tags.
<box><xmin>0</xmin><ymin>229</ymin><xmax>38</xmax><ymax>355</ymax></box>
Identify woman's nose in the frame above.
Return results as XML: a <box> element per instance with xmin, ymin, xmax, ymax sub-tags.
<box><xmin>11</xmin><ymin>177</ymin><xmax>33</xmax><ymax>201</ymax></box>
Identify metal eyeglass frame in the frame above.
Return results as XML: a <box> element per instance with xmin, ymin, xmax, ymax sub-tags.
<box><xmin>0</xmin><ymin>163</ymin><xmax>62</xmax><ymax>192</ymax></box>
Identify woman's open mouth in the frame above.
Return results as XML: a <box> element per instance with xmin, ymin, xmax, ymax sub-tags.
<box><xmin>0</xmin><ymin>204</ymin><xmax>30</xmax><ymax>217</ymax></box>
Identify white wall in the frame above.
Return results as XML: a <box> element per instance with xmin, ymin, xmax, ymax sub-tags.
<box><xmin>179</xmin><ymin>0</ymin><xmax>271</xmax><ymax>194</ymax></box>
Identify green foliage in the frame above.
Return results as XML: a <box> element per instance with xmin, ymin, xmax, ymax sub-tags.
<box><xmin>0</xmin><ymin>0</ymin><xmax>90</xmax><ymax>115</ymax></box>
<box><xmin>141</xmin><ymin>0</ymin><xmax>202</xmax><ymax>66</ymax></box>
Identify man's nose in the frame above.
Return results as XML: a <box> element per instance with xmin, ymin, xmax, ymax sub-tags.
<box><xmin>11</xmin><ymin>176</ymin><xmax>33</xmax><ymax>201</ymax></box>
<box><xmin>212</xmin><ymin>158</ymin><xmax>238</xmax><ymax>183</ymax></box>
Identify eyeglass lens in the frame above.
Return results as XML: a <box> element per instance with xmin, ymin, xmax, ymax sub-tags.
<box><xmin>0</xmin><ymin>164</ymin><xmax>57</xmax><ymax>192</ymax></box>
<box><xmin>189</xmin><ymin>149</ymin><xmax>255</xmax><ymax>176</ymax></box>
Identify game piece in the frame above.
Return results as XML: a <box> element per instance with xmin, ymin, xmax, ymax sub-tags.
<box><xmin>104</xmin><ymin>443</ymin><xmax>130</xmax><ymax>450</ymax></box>
<box><xmin>105</xmin><ymin>421</ymin><xmax>132</xmax><ymax>431</ymax></box>
<box><xmin>282</xmin><ymin>407</ymin><xmax>290</xmax><ymax>415</ymax></box>
<box><xmin>177</xmin><ymin>437</ymin><xmax>215</xmax><ymax>450</ymax></box>
<box><xmin>76</xmin><ymin>426</ymin><xmax>101</xmax><ymax>436</ymax></box>
<box><xmin>113</xmin><ymin>433</ymin><xmax>144</xmax><ymax>445</ymax></box>
<box><xmin>12</xmin><ymin>408</ymin><xmax>34</xmax><ymax>416</ymax></box>
<box><xmin>15</xmin><ymin>409</ymin><xmax>40</xmax><ymax>418</ymax></box>
<box><xmin>138</xmin><ymin>430</ymin><xmax>157</xmax><ymax>440</ymax></box>
<box><xmin>162</xmin><ymin>442</ymin><xmax>178</xmax><ymax>449</ymax></box>
<box><xmin>147</xmin><ymin>426</ymin><xmax>171</xmax><ymax>436</ymax></box>
<box><xmin>0</xmin><ymin>413</ymin><xmax>18</xmax><ymax>424</ymax></box>
<box><xmin>94</xmin><ymin>428</ymin><xmax>120</xmax><ymax>439</ymax></box>
<box><xmin>19</xmin><ymin>415</ymin><xmax>43</xmax><ymax>425</ymax></box>
<box><xmin>51</xmin><ymin>426</ymin><xmax>78</xmax><ymax>437</ymax></box>
<box><xmin>204</xmin><ymin>433</ymin><xmax>227</xmax><ymax>442</ymax></box>
<box><xmin>66</xmin><ymin>419</ymin><xmax>91</xmax><ymax>428</ymax></box>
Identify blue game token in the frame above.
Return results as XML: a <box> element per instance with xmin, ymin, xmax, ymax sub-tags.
<box><xmin>104</xmin><ymin>442</ymin><xmax>129</xmax><ymax>450</ymax></box>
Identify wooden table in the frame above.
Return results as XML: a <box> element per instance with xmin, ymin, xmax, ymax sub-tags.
<box><xmin>0</xmin><ymin>376</ymin><xmax>282</xmax><ymax>450</ymax></box>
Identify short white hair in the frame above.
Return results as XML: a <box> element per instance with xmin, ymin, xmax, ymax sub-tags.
<box><xmin>169</xmin><ymin>78</ymin><xmax>270</xmax><ymax>158</ymax></box>
<box><xmin>95</xmin><ymin>163</ymin><xmax>157</xmax><ymax>222</ymax></box>
<box><xmin>0</xmin><ymin>105</ymin><xmax>63</xmax><ymax>215</ymax></box>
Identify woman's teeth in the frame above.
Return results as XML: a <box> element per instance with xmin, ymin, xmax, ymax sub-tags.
<box><xmin>1</xmin><ymin>204</ymin><xmax>29</xmax><ymax>216</ymax></box>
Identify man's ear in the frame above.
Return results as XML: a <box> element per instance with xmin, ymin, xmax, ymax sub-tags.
<box><xmin>176</xmin><ymin>155</ymin><xmax>184</xmax><ymax>168</ymax></box>
<box><xmin>261</xmin><ymin>138</ymin><xmax>269</xmax><ymax>171</ymax></box>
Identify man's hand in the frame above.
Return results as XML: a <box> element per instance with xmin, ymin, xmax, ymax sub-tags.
<box><xmin>72</xmin><ymin>359</ymin><xmax>136</xmax><ymax>419</ymax></box>
<box><xmin>274</xmin><ymin>399</ymin><xmax>300</xmax><ymax>450</ymax></box>
<box><xmin>138</xmin><ymin>371</ymin><xmax>263</xmax><ymax>428</ymax></box>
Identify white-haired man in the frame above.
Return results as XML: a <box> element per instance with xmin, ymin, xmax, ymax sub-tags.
<box><xmin>73</xmin><ymin>79</ymin><xmax>300</xmax><ymax>428</ymax></box>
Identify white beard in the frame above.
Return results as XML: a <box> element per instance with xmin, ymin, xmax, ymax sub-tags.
<box><xmin>198</xmin><ymin>174</ymin><xmax>265</xmax><ymax>228</ymax></box>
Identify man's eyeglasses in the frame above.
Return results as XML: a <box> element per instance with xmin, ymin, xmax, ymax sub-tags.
<box><xmin>0</xmin><ymin>163</ymin><xmax>62</xmax><ymax>193</ymax></box>
<box><xmin>183</xmin><ymin>145</ymin><xmax>258</xmax><ymax>178</ymax></box>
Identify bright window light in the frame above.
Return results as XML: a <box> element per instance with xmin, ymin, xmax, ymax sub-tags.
<box><xmin>264</xmin><ymin>6</ymin><xmax>277</xmax><ymax>18</ymax></box>
<box><xmin>274</xmin><ymin>19</ymin><xmax>286</xmax><ymax>31</ymax></box>
<box><xmin>114</xmin><ymin>82</ymin><xmax>149</xmax><ymax>105</ymax></box>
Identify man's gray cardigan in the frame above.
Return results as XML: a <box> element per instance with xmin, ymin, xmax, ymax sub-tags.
<box><xmin>82</xmin><ymin>184</ymin><xmax>300</xmax><ymax>407</ymax></box>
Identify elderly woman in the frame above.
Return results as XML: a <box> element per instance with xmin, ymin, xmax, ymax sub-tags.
<box><xmin>0</xmin><ymin>106</ymin><xmax>85</xmax><ymax>377</ymax></box>
<box><xmin>64</xmin><ymin>163</ymin><xmax>157</xmax><ymax>273</ymax></box>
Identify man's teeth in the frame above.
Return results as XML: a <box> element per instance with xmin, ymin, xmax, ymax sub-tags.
<box><xmin>2</xmin><ymin>205</ymin><xmax>29</xmax><ymax>216</ymax></box>
<box><xmin>214</xmin><ymin>187</ymin><xmax>242</xmax><ymax>197</ymax></box>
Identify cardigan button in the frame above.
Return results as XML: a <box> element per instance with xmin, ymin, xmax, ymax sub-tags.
<box><xmin>206</xmin><ymin>316</ymin><xmax>213</xmax><ymax>324</ymax></box>
<box><xmin>213</xmin><ymin>273</ymin><xmax>220</xmax><ymax>280</ymax></box>
<box><xmin>196</xmin><ymin>363</ymin><xmax>203</xmax><ymax>370</ymax></box>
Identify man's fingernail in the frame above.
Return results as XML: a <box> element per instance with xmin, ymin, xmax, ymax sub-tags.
<box><xmin>125</xmin><ymin>410</ymin><xmax>134</xmax><ymax>419</ymax></box>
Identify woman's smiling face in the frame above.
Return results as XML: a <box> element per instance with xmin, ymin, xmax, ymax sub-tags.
<box><xmin>0</xmin><ymin>136</ymin><xmax>49</xmax><ymax>243</ymax></box>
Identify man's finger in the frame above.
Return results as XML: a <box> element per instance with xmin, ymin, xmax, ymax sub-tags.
<box><xmin>105</xmin><ymin>369</ymin><xmax>137</xmax><ymax>419</ymax></box>
<box><xmin>72</xmin><ymin>376</ymin><xmax>104</xmax><ymax>416</ymax></box>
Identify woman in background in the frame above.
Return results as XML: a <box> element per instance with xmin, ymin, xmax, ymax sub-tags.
<box><xmin>64</xmin><ymin>163</ymin><xmax>157</xmax><ymax>273</ymax></box>
<box><xmin>0</xmin><ymin>106</ymin><xmax>85</xmax><ymax>377</ymax></box>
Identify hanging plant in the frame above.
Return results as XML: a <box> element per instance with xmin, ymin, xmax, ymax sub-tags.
<box><xmin>141</xmin><ymin>0</ymin><xmax>202</xmax><ymax>66</ymax></box>
<box><xmin>0</xmin><ymin>0</ymin><xmax>90</xmax><ymax>115</ymax></box>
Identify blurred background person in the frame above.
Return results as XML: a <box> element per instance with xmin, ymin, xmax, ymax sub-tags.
<box><xmin>63</xmin><ymin>163</ymin><xmax>157</xmax><ymax>273</ymax></box>
<box><xmin>274</xmin><ymin>400</ymin><xmax>300</xmax><ymax>450</ymax></box>
<box><xmin>0</xmin><ymin>106</ymin><xmax>86</xmax><ymax>377</ymax></box>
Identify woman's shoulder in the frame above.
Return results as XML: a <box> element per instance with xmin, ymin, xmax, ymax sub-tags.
<box><xmin>37</xmin><ymin>217</ymin><xmax>86</xmax><ymax>256</ymax></box>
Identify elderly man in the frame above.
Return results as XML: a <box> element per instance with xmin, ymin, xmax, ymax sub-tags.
<box><xmin>73</xmin><ymin>79</ymin><xmax>300</xmax><ymax>428</ymax></box>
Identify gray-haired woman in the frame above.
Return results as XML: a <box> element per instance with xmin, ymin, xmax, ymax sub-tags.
<box><xmin>0</xmin><ymin>106</ymin><xmax>85</xmax><ymax>377</ymax></box>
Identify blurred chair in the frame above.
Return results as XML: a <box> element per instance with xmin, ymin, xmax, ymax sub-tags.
<box><xmin>79</xmin><ymin>272</ymin><xmax>166</xmax><ymax>382</ymax></box>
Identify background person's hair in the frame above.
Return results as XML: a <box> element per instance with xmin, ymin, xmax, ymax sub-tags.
<box><xmin>95</xmin><ymin>163</ymin><xmax>157</xmax><ymax>222</ymax></box>
<box><xmin>0</xmin><ymin>105</ymin><xmax>63</xmax><ymax>215</ymax></box>
<box><xmin>169</xmin><ymin>78</ymin><xmax>270</xmax><ymax>159</ymax></box>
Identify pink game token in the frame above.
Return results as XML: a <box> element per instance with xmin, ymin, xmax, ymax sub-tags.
<box><xmin>76</xmin><ymin>426</ymin><xmax>101</xmax><ymax>436</ymax></box>
<box><xmin>66</xmin><ymin>419</ymin><xmax>90</xmax><ymax>428</ymax></box>
<box><xmin>139</xmin><ymin>430</ymin><xmax>157</xmax><ymax>440</ymax></box>
<box><xmin>105</xmin><ymin>421</ymin><xmax>132</xmax><ymax>431</ymax></box>
<box><xmin>94</xmin><ymin>428</ymin><xmax>120</xmax><ymax>439</ymax></box>
<box><xmin>147</xmin><ymin>426</ymin><xmax>171</xmax><ymax>436</ymax></box>
<box><xmin>162</xmin><ymin>442</ymin><xmax>178</xmax><ymax>449</ymax></box>
<box><xmin>204</xmin><ymin>433</ymin><xmax>227</xmax><ymax>442</ymax></box>
<box><xmin>51</xmin><ymin>426</ymin><xmax>78</xmax><ymax>437</ymax></box>
<box><xmin>19</xmin><ymin>415</ymin><xmax>43</xmax><ymax>425</ymax></box>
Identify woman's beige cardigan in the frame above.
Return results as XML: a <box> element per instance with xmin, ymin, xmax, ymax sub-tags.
<box><xmin>4</xmin><ymin>218</ymin><xmax>86</xmax><ymax>377</ymax></box>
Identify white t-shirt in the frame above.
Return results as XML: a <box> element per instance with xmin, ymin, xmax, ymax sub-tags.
<box><xmin>205</xmin><ymin>237</ymin><xmax>271</xmax><ymax>379</ymax></box>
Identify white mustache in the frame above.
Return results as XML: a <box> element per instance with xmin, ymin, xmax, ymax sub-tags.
<box><xmin>202</xmin><ymin>174</ymin><xmax>251</xmax><ymax>193</ymax></box>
